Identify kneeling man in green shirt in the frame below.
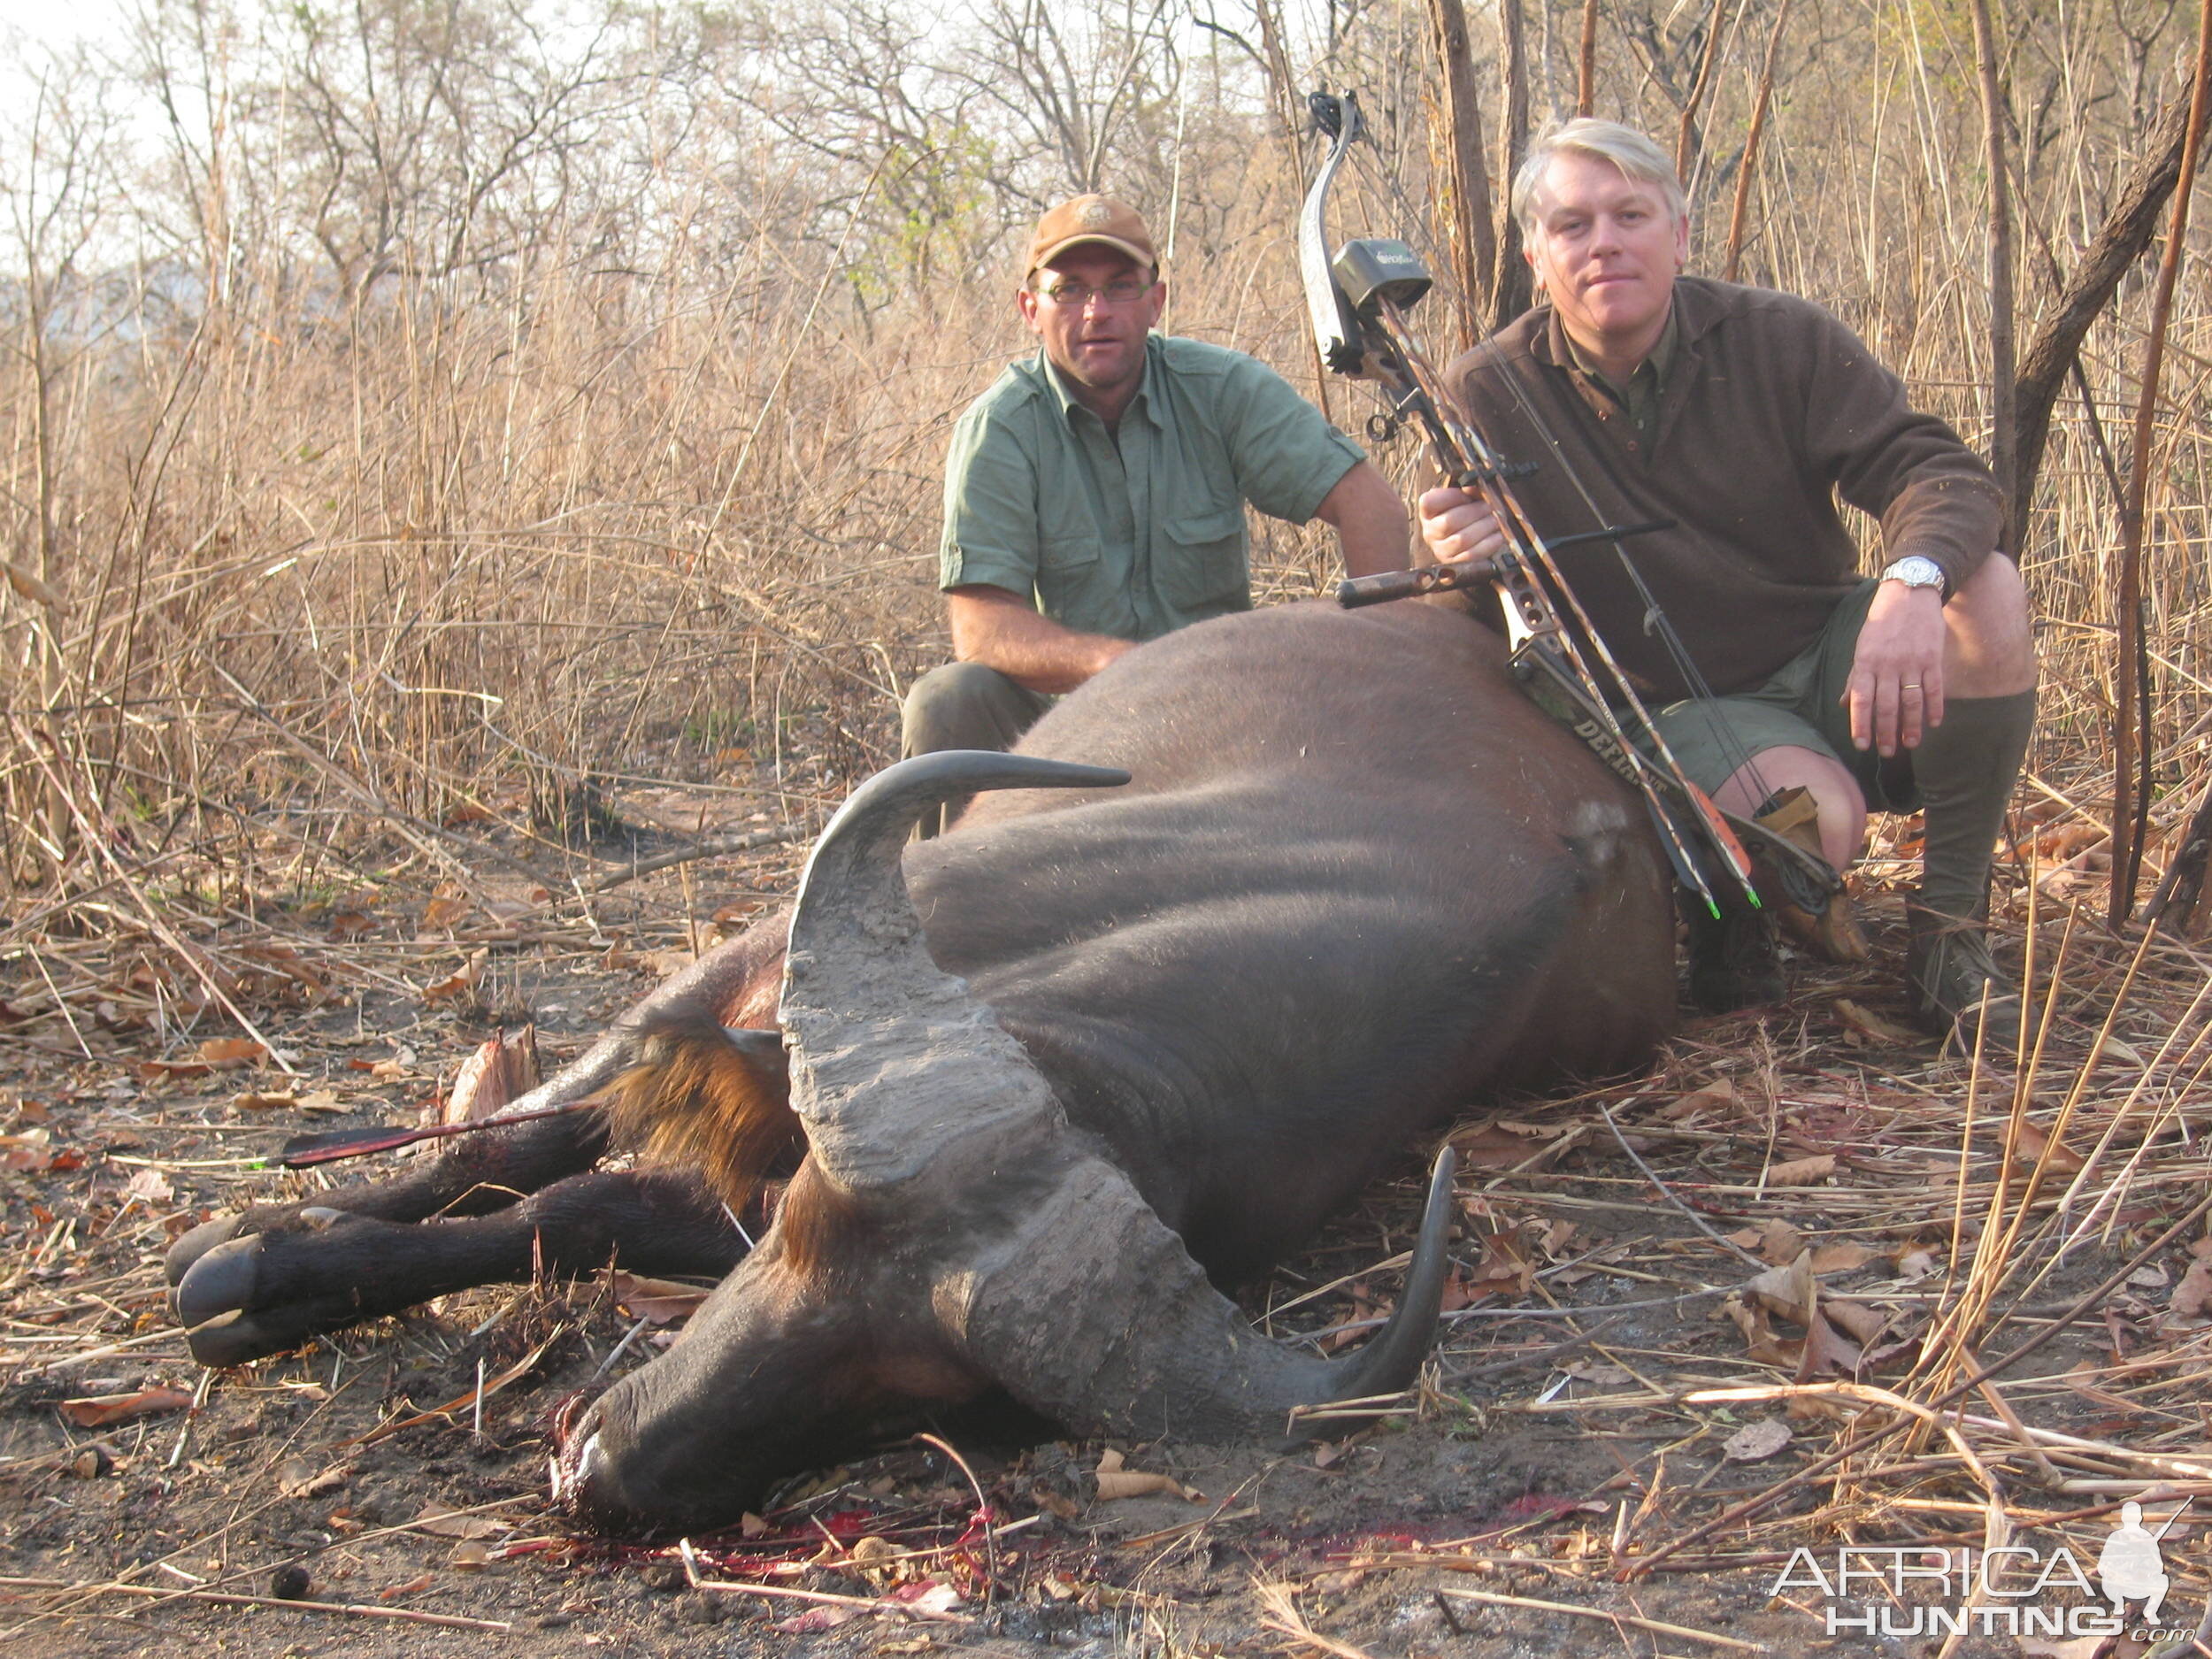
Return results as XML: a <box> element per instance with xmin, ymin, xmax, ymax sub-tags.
<box><xmin>902</xmin><ymin>193</ymin><xmax>1409</xmax><ymax>824</ymax></box>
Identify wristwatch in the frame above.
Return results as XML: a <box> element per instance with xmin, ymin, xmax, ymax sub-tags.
<box><xmin>1879</xmin><ymin>555</ymin><xmax>1948</xmax><ymax>599</ymax></box>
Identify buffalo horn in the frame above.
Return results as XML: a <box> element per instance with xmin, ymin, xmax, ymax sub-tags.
<box><xmin>949</xmin><ymin>1148</ymin><xmax>1457</xmax><ymax>1440</ymax></box>
<box><xmin>778</xmin><ymin>750</ymin><xmax>1127</xmax><ymax>1189</ymax></box>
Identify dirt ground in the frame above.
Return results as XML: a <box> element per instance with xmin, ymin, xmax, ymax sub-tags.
<box><xmin>3</xmin><ymin>799</ymin><xmax>2209</xmax><ymax>1658</ymax></box>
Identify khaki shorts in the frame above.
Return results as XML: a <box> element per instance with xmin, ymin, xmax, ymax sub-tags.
<box><xmin>1644</xmin><ymin>578</ymin><xmax>1921</xmax><ymax>813</ymax></box>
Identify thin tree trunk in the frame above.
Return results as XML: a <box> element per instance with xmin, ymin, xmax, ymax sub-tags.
<box><xmin>1967</xmin><ymin>0</ymin><xmax>2017</xmax><ymax>542</ymax></box>
<box><xmin>1427</xmin><ymin>0</ymin><xmax>1497</xmax><ymax>346</ymax></box>
<box><xmin>2013</xmin><ymin>92</ymin><xmax>2212</xmax><ymax>536</ymax></box>
<box><xmin>1248</xmin><ymin>0</ymin><xmax>1307</xmax><ymax>199</ymax></box>
<box><xmin>1494</xmin><ymin>0</ymin><xmax>1533</xmax><ymax>326</ymax></box>
<box><xmin>1673</xmin><ymin>0</ymin><xmax>1732</xmax><ymax>185</ymax></box>
<box><xmin>1723</xmin><ymin>0</ymin><xmax>1790</xmax><ymax>282</ymax></box>
<box><xmin>1578</xmin><ymin>0</ymin><xmax>1598</xmax><ymax>116</ymax></box>
<box><xmin>25</xmin><ymin>274</ymin><xmax>71</xmax><ymax>882</ymax></box>
<box><xmin>2113</xmin><ymin>0</ymin><xmax>2212</xmax><ymax>926</ymax></box>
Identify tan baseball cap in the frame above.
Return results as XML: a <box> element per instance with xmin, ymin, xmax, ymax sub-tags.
<box><xmin>1025</xmin><ymin>195</ymin><xmax>1157</xmax><ymax>276</ymax></box>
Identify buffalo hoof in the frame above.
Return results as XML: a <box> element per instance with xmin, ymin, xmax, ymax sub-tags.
<box><xmin>170</xmin><ymin>1211</ymin><xmax>380</xmax><ymax>1367</ymax></box>
<box><xmin>164</xmin><ymin>1211</ymin><xmax>249</xmax><ymax>1295</ymax></box>
<box><xmin>164</xmin><ymin>1199</ymin><xmax>342</xmax><ymax>1297</ymax></box>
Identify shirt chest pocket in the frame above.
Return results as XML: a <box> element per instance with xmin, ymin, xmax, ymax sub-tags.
<box><xmin>1157</xmin><ymin>504</ymin><xmax>1248</xmax><ymax>611</ymax></box>
<box><xmin>1033</xmin><ymin>529</ymin><xmax>1106</xmax><ymax>618</ymax></box>
<box><xmin>1039</xmin><ymin>530</ymin><xmax>1102</xmax><ymax>574</ymax></box>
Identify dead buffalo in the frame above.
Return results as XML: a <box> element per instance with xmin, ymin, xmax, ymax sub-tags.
<box><xmin>165</xmin><ymin>600</ymin><xmax>1675</xmax><ymax>1534</ymax></box>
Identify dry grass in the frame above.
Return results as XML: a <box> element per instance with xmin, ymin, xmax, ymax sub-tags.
<box><xmin>2</xmin><ymin>58</ymin><xmax>2208</xmax><ymax>946</ymax></box>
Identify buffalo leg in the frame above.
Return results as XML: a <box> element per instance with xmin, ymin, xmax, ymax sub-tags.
<box><xmin>167</xmin><ymin>917</ymin><xmax>792</xmax><ymax>1290</ymax></box>
<box><xmin>165</xmin><ymin>1087</ymin><xmax>616</xmax><ymax>1293</ymax></box>
<box><xmin>172</xmin><ymin>1168</ymin><xmax>745</xmax><ymax>1367</ymax></box>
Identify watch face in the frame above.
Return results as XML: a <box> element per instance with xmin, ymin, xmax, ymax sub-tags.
<box><xmin>1888</xmin><ymin>557</ymin><xmax>1943</xmax><ymax>587</ymax></box>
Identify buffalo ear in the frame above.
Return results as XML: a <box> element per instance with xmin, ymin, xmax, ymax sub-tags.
<box><xmin>777</xmin><ymin>751</ymin><xmax>1125</xmax><ymax>1192</ymax></box>
<box><xmin>601</xmin><ymin>1012</ymin><xmax>795</xmax><ymax>1212</ymax></box>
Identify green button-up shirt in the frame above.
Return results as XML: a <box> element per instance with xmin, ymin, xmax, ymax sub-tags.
<box><xmin>1563</xmin><ymin>309</ymin><xmax>1679</xmax><ymax>450</ymax></box>
<box><xmin>940</xmin><ymin>334</ymin><xmax>1366</xmax><ymax>641</ymax></box>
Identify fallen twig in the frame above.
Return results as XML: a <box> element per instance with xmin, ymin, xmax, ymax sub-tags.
<box><xmin>1599</xmin><ymin>1105</ymin><xmax>1766</xmax><ymax>1270</ymax></box>
<box><xmin>1114</xmin><ymin>1504</ymin><xmax>1262</xmax><ymax>1551</ymax></box>
<box><xmin>344</xmin><ymin>1326</ymin><xmax>567</xmax><ymax>1445</ymax></box>
<box><xmin>1436</xmin><ymin>1586</ymin><xmax>1765</xmax><ymax>1652</ymax></box>
<box><xmin>684</xmin><ymin>1575</ymin><xmax>970</xmax><ymax>1622</ymax></box>
<box><xmin>572</xmin><ymin>822</ymin><xmax>811</xmax><ymax>895</ymax></box>
<box><xmin>13</xmin><ymin>1578</ymin><xmax>511</xmax><ymax>1631</ymax></box>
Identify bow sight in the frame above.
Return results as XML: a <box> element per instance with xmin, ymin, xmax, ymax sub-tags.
<box><xmin>1332</xmin><ymin>238</ymin><xmax>1431</xmax><ymax>328</ymax></box>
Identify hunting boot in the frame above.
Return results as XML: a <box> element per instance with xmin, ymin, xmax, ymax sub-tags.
<box><xmin>1902</xmin><ymin>687</ymin><xmax>2036</xmax><ymax>1046</ymax></box>
<box><xmin>1905</xmin><ymin>896</ymin><xmax>2021</xmax><ymax>1051</ymax></box>
<box><xmin>1685</xmin><ymin>893</ymin><xmax>1784</xmax><ymax>1013</ymax></box>
<box><xmin>1751</xmin><ymin>785</ymin><xmax>1869</xmax><ymax>963</ymax></box>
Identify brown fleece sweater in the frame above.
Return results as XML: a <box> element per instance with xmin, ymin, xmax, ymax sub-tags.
<box><xmin>1444</xmin><ymin>276</ymin><xmax>2004</xmax><ymax>702</ymax></box>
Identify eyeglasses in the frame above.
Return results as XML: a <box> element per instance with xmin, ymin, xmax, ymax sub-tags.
<box><xmin>1036</xmin><ymin>277</ymin><xmax>1155</xmax><ymax>307</ymax></box>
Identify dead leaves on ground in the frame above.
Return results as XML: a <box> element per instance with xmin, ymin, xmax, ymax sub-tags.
<box><xmin>137</xmin><ymin>1035</ymin><xmax>269</xmax><ymax>1083</ymax></box>
<box><xmin>1724</xmin><ymin>1221</ymin><xmax>1878</xmax><ymax>1274</ymax></box>
<box><xmin>231</xmin><ymin>1086</ymin><xmax>346</xmax><ymax>1115</ymax></box>
<box><xmin>0</xmin><ymin>1127</ymin><xmax>85</xmax><ymax>1174</ymax></box>
<box><xmin>1832</xmin><ymin>997</ymin><xmax>1923</xmax><ymax>1046</ymax></box>
<box><xmin>1443</xmin><ymin>1203</ymin><xmax>1627</xmax><ymax>1311</ymax></box>
<box><xmin>1717</xmin><ymin>1248</ymin><xmax>1921</xmax><ymax>1386</ymax></box>
<box><xmin>275</xmin><ymin>1458</ymin><xmax>353</xmax><ymax>1501</ymax></box>
<box><xmin>418</xmin><ymin>947</ymin><xmax>488</xmax><ymax>1005</ymax></box>
<box><xmin>607</xmin><ymin>1270</ymin><xmax>712</xmax><ymax>1326</ymax></box>
<box><xmin>2169</xmin><ymin>1239</ymin><xmax>2212</xmax><ymax>1324</ymax></box>
<box><xmin>598</xmin><ymin>940</ymin><xmax>701</xmax><ymax>980</ymax></box>
<box><xmin>33</xmin><ymin>944</ymin><xmax>337</xmax><ymax>1043</ymax></box>
<box><xmin>420</xmin><ymin>885</ymin><xmax>474</xmax><ymax>933</ymax></box>
<box><xmin>411</xmin><ymin>1504</ymin><xmax>513</xmax><ymax>1540</ymax></box>
<box><xmin>58</xmin><ymin>1386</ymin><xmax>195</xmax><ymax>1428</ymax></box>
<box><xmin>2011</xmin><ymin>1119</ymin><xmax>2087</xmax><ymax>1177</ymax></box>
<box><xmin>1448</xmin><ymin>1118</ymin><xmax>1585</xmax><ymax>1174</ymax></box>
<box><xmin>1763</xmin><ymin>1152</ymin><xmax>1838</xmax><ymax>1187</ymax></box>
<box><xmin>1721</xmin><ymin>1417</ymin><xmax>1793</xmax><ymax>1462</ymax></box>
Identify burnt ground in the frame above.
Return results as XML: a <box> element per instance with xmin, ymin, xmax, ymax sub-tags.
<box><xmin>3</xmin><ymin>795</ymin><xmax>2211</xmax><ymax>1659</ymax></box>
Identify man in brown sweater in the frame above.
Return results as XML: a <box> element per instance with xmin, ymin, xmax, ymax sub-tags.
<box><xmin>1420</xmin><ymin>119</ymin><xmax>2037</xmax><ymax>1044</ymax></box>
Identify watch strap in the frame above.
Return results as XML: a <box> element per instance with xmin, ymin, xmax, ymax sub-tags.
<box><xmin>1879</xmin><ymin>556</ymin><xmax>1948</xmax><ymax>598</ymax></box>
